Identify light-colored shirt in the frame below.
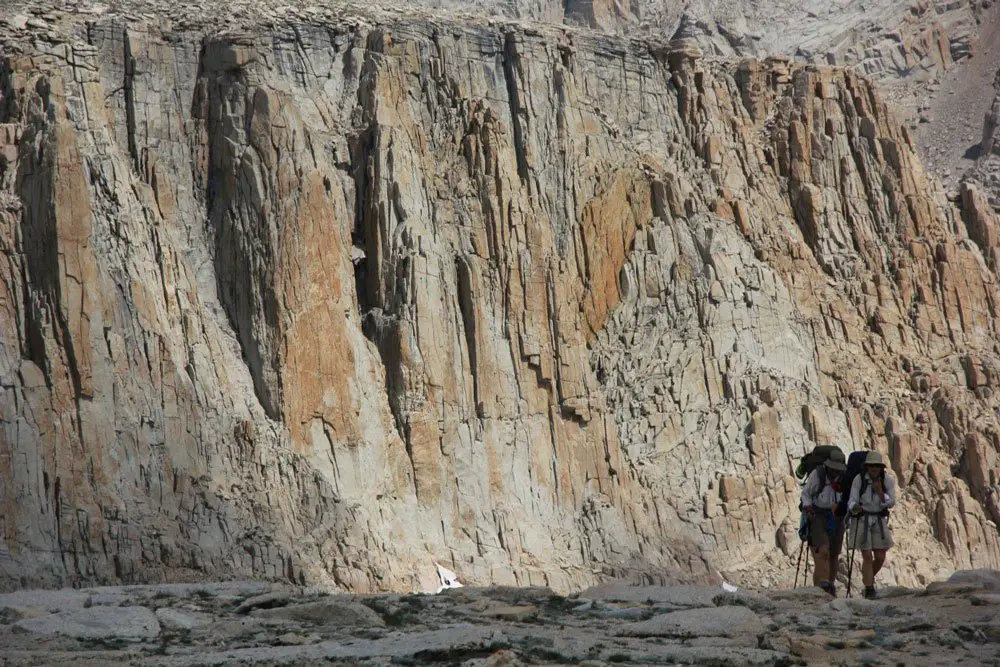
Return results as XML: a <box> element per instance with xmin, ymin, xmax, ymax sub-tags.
<box><xmin>800</xmin><ymin>468</ymin><xmax>842</xmax><ymax>510</ymax></box>
<box><xmin>848</xmin><ymin>470</ymin><xmax>896</xmax><ymax>514</ymax></box>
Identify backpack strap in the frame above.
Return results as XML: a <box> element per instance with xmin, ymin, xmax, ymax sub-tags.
<box><xmin>809</xmin><ymin>467</ymin><xmax>827</xmax><ymax>505</ymax></box>
<box><xmin>808</xmin><ymin>466</ymin><xmax>841</xmax><ymax>510</ymax></box>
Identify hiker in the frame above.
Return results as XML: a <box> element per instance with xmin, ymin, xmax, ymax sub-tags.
<box><xmin>847</xmin><ymin>451</ymin><xmax>896</xmax><ymax>599</ymax></box>
<box><xmin>799</xmin><ymin>448</ymin><xmax>847</xmax><ymax>596</ymax></box>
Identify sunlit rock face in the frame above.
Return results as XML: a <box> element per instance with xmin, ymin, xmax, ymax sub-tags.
<box><xmin>0</xmin><ymin>1</ymin><xmax>998</xmax><ymax>594</ymax></box>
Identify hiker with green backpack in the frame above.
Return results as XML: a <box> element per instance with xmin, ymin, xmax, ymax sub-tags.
<box><xmin>847</xmin><ymin>451</ymin><xmax>896</xmax><ymax>599</ymax></box>
<box><xmin>798</xmin><ymin>448</ymin><xmax>848</xmax><ymax>596</ymax></box>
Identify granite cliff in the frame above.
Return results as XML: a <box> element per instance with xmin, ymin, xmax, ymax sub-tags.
<box><xmin>1</xmin><ymin>0</ymin><xmax>1000</xmax><ymax>594</ymax></box>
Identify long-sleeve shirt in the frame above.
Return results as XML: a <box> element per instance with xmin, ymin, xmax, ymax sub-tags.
<box><xmin>800</xmin><ymin>468</ymin><xmax>841</xmax><ymax>510</ymax></box>
<box><xmin>848</xmin><ymin>470</ymin><xmax>896</xmax><ymax>514</ymax></box>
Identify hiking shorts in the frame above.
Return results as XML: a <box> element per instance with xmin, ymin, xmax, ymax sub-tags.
<box><xmin>808</xmin><ymin>511</ymin><xmax>844</xmax><ymax>553</ymax></box>
<box><xmin>847</xmin><ymin>514</ymin><xmax>893</xmax><ymax>551</ymax></box>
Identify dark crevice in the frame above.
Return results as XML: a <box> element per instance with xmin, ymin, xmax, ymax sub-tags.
<box><xmin>502</xmin><ymin>32</ymin><xmax>529</xmax><ymax>185</ymax></box>
<box><xmin>351</xmin><ymin>124</ymin><xmax>378</xmax><ymax>322</ymax></box>
<box><xmin>455</xmin><ymin>257</ymin><xmax>481</xmax><ymax>417</ymax></box>
<box><xmin>123</xmin><ymin>30</ymin><xmax>140</xmax><ymax>175</ymax></box>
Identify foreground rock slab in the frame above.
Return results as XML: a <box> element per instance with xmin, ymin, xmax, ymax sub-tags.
<box><xmin>14</xmin><ymin>605</ymin><xmax>160</xmax><ymax>640</ymax></box>
<box><xmin>3</xmin><ymin>574</ymin><xmax>1000</xmax><ymax>666</ymax></box>
<box><xmin>621</xmin><ymin>605</ymin><xmax>764</xmax><ymax>643</ymax></box>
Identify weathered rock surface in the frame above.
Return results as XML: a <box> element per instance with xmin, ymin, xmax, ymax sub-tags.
<box><xmin>2</xmin><ymin>575</ymin><xmax>1000</xmax><ymax>665</ymax></box>
<box><xmin>913</xmin><ymin>1</ymin><xmax>1000</xmax><ymax>190</ymax></box>
<box><xmin>620</xmin><ymin>605</ymin><xmax>764</xmax><ymax>642</ymax></box>
<box><xmin>155</xmin><ymin>607</ymin><xmax>214</xmax><ymax>630</ymax></box>
<box><xmin>14</xmin><ymin>605</ymin><xmax>161</xmax><ymax>640</ymax></box>
<box><xmin>964</xmin><ymin>60</ymin><xmax>1000</xmax><ymax>204</ymax></box>
<box><xmin>249</xmin><ymin>598</ymin><xmax>386</xmax><ymax>626</ymax></box>
<box><xmin>677</xmin><ymin>0</ymin><xmax>986</xmax><ymax>83</ymax></box>
<box><xmin>1</xmin><ymin>0</ymin><xmax>1000</xmax><ymax>595</ymax></box>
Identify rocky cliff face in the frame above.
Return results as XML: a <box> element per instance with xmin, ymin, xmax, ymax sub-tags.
<box><xmin>1</xmin><ymin>1</ymin><xmax>1000</xmax><ymax>594</ymax></box>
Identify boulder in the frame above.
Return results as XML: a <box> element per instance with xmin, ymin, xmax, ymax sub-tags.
<box><xmin>946</xmin><ymin>569</ymin><xmax>1000</xmax><ymax>591</ymax></box>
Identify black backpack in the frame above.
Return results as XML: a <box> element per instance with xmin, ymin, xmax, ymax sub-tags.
<box><xmin>795</xmin><ymin>445</ymin><xmax>844</xmax><ymax>481</ymax></box>
<box><xmin>796</xmin><ymin>445</ymin><xmax>843</xmax><ymax>541</ymax></box>
<box><xmin>835</xmin><ymin>450</ymin><xmax>870</xmax><ymax>517</ymax></box>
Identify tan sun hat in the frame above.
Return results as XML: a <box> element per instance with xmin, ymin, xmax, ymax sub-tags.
<box><xmin>824</xmin><ymin>458</ymin><xmax>847</xmax><ymax>472</ymax></box>
<box><xmin>864</xmin><ymin>451</ymin><xmax>886</xmax><ymax>467</ymax></box>
<box><xmin>823</xmin><ymin>449</ymin><xmax>847</xmax><ymax>471</ymax></box>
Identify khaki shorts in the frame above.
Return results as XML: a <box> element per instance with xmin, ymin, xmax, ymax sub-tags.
<box><xmin>846</xmin><ymin>515</ymin><xmax>893</xmax><ymax>551</ymax></box>
<box><xmin>808</xmin><ymin>511</ymin><xmax>845</xmax><ymax>553</ymax></box>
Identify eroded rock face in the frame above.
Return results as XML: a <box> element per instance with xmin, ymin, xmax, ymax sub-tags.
<box><xmin>0</xmin><ymin>2</ymin><xmax>999</xmax><ymax>594</ymax></box>
<box><xmin>967</xmin><ymin>77</ymin><xmax>1000</xmax><ymax>209</ymax></box>
<box><xmin>675</xmin><ymin>0</ymin><xmax>985</xmax><ymax>82</ymax></box>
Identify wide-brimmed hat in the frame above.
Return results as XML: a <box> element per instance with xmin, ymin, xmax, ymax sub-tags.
<box><xmin>824</xmin><ymin>449</ymin><xmax>847</xmax><ymax>471</ymax></box>
<box><xmin>824</xmin><ymin>457</ymin><xmax>847</xmax><ymax>472</ymax></box>
<box><xmin>864</xmin><ymin>451</ymin><xmax>886</xmax><ymax>467</ymax></box>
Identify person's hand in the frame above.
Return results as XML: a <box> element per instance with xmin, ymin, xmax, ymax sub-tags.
<box><xmin>850</xmin><ymin>505</ymin><xmax>863</xmax><ymax>517</ymax></box>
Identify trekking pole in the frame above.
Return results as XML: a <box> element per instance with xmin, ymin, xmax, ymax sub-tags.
<box><xmin>795</xmin><ymin>541</ymin><xmax>805</xmax><ymax>587</ymax></box>
<box><xmin>846</xmin><ymin>515</ymin><xmax>857</xmax><ymax>598</ymax></box>
<box><xmin>862</xmin><ymin>518</ymin><xmax>872</xmax><ymax>597</ymax></box>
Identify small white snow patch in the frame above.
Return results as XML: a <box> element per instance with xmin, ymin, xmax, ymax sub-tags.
<box><xmin>436</xmin><ymin>564</ymin><xmax>463</xmax><ymax>593</ymax></box>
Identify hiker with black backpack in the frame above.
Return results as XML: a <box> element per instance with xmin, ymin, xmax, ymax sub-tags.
<box><xmin>847</xmin><ymin>451</ymin><xmax>896</xmax><ymax>599</ymax></box>
<box><xmin>799</xmin><ymin>448</ymin><xmax>847</xmax><ymax>596</ymax></box>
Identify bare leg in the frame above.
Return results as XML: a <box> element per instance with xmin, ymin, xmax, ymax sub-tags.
<box><xmin>861</xmin><ymin>550</ymin><xmax>874</xmax><ymax>587</ymax></box>
<box><xmin>873</xmin><ymin>549</ymin><xmax>887</xmax><ymax>577</ymax></box>
<box><xmin>812</xmin><ymin>546</ymin><xmax>830</xmax><ymax>586</ymax></box>
<box><xmin>829</xmin><ymin>550</ymin><xmax>840</xmax><ymax>584</ymax></box>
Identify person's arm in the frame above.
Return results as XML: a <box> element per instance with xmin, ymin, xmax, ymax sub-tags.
<box><xmin>800</xmin><ymin>470</ymin><xmax>817</xmax><ymax>510</ymax></box>
<box><xmin>848</xmin><ymin>474</ymin><xmax>862</xmax><ymax>514</ymax></box>
<box><xmin>881</xmin><ymin>472</ymin><xmax>896</xmax><ymax>510</ymax></box>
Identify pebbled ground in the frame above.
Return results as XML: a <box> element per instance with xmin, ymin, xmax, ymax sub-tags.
<box><xmin>1</xmin><ymin>571</ymin><xmax>999</xmax><ymax>666</ymax></box>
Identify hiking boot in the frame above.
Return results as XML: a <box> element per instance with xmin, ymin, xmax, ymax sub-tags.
<box><xmin>864</xmin><ymin>586</ymin><xmax>877</xmax><ymax>599</ymax></box>
<box><xmin>819</xmin><ymin>581</ymin><xmax>835</xmax><ymax>596</ymax></box>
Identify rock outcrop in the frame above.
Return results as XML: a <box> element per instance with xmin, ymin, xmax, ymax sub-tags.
<box><xmin>1</xmin><ymin>0</ymin><xmax>1000</xmax><ymax>595</ymax></box>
